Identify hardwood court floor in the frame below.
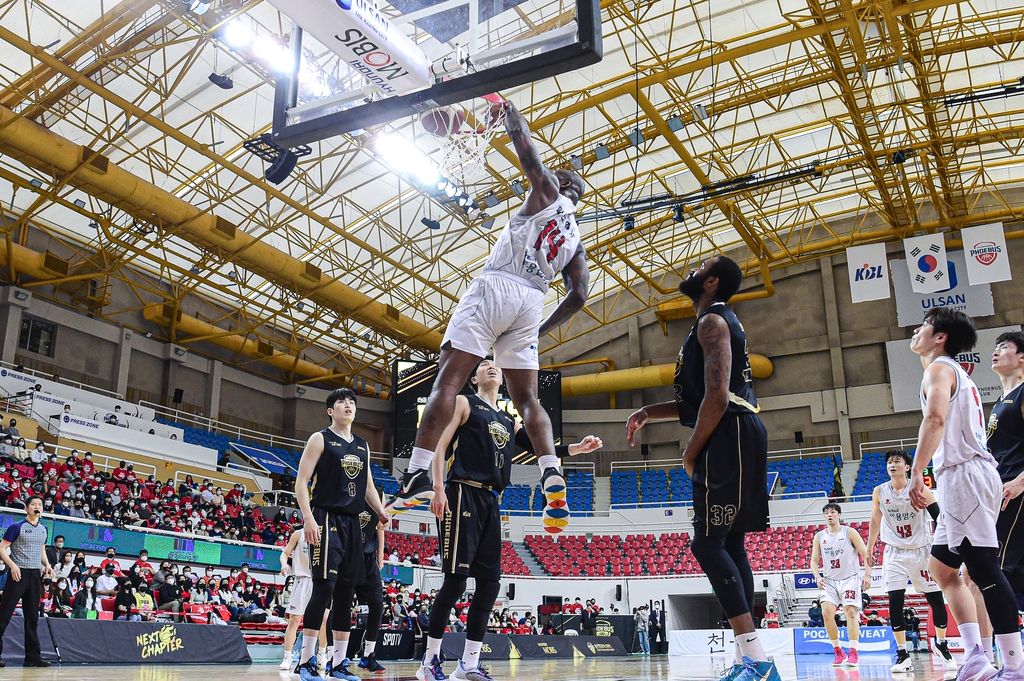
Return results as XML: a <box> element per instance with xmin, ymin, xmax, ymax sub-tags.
<box><xmin>0</xmin><ymin>652</ymin><xmax>960</xmax><ymax>681</ymax></box>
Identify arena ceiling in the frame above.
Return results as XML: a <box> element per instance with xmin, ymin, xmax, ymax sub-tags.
<box><xmin>0</xmin><ymin>0</ymin><xmax>1023</xmax><ymax>394</ymax></box>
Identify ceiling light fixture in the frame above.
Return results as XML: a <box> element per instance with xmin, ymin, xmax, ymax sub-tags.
<box><xmin>511</xmin><ymin>180</ymin><xmax>525</xmax><ymax>196</ymax></box>
<box><xmin>944</xmin><ymin>77</ymin><xmax>1024</xmax><ymax>107</ymax></box>
<box><xmin>666</xmin><ymin>116</ymin><xmax>684</xmax><ymax>132</ymax></box>
<box><xmin>29</xmin><ymin>179</ymin><xmax>42</xmax><ymax>188</ymax></box>
<box><xmin>224</xmin><ymin>21</ymin><xmax>254</xmax><ymax>48</ymax></box>
<box><xmin>73</xmin><ymin>199</ymin><xmax>86</xmax><ymax>208</ymax></box>
<box><xmin>623</xmin><ymin>216</ymin><xmax>635</xmax><ymax>231</ymax></box>
<box><xmin>694</xmin><ymin>104</ymin><xmax>709</xmax><ymax>121</ymax></box>
<box><xmin>208</xmin><ymin>73</ymin><xmax>234</xmax><ymax>89</ymax></box>
<box><xmin>672</xmin><ymin>205</ymin><xmax>685</xmax><ymax>223</ymax></box>
<box><xmin>594</xmin><ymin>144</ymin><xmax>610</xmax><ymax>160</ymax></box>
<box><xmin>421</xmin><ymin>217</ymin><xmax>441</xmax><ymax>230</ymax></box>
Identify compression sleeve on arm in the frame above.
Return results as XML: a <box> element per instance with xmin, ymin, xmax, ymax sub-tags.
<box><xmin>927</xmin><ymin>502</ymin><xmax>940</xmax><ymax>522</ymax></box>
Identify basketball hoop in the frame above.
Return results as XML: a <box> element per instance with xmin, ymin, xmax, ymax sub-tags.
<box><xmin>420</xmin><ymin>94</ymin><xmax>505</xmax><ymax>186</ymax></box>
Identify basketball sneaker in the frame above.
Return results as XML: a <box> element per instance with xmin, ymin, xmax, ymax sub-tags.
<box><xmin>297</xmin><ymin>660</ymin><xmax>322</xmax><ymax>681</ymax></box>
<box><xmin>417</xmin><ymin>656</ymin><xmax>447</xmax><ymax>681</ymax></box>
<box><xmin>541</xmin><ymin>467</ymin><xmax>569</xmax><ymax>534</ymax></box>
<box><xmin>891</xmin><ymin>648</ymin><xmax>914</xmax><ymax>673</ymax></box>
<box><xmin>358</xmin><ymin>653</ymin><xmax>387</xmax><ymax>674</ymax></box>
<box><xmin>832</xmin><ymin>646</ymin><xmax>847</xmax><ymax>667</ymax></box>
<box><xmin>328</xmin><ymin>659</ymin><xmax>359</xmax><ymax>681</ymax></box>
<box><xmin>388</xmin><ymin>468</ymin><xmax>434</xmax><ymax>513</ymax></box>
<box><xmin>450</xmin><ymin>662</ymin><xmax>495</xmax><ymax>681</ymax></box>
<box><xmin>845</xmin><ymin>648</ymin><xmax>859</xmax><ymax>667</ymax></box>
<box><xmin>935</xmin><ymin>639</ymin><xmax>959</xmax><ymax>670</ymax></box>
<box><xmin>720</xmin><ymin>656</ymin><xmax>782</xmax><ymax>681</ymax></box>
<box><xmin>281</xmin><ymin>652</ymin><xmax>296</xmax><ymax>670</ymax></box>
<box><xmin>957</xmin><ymin>645</ymin><xmax>999</xmax><ymax>681</ymax></box>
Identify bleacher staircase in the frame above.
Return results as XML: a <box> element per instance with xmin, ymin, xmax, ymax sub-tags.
<box><xmin>512</xmin><ymin>541</ymin><xmax>545</xmax><ymax>576</ymax></box>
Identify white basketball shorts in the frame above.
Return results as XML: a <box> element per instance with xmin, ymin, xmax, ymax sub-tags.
<box><xmin>286</xmin><ymin>576</ymin><xmax>313</xmax><ymax>617</ymax></box>
<box><xmin>883</xmin><ymin>544</ymin><xmax>941</xmax><ymax>593</ymax></box>
<box><xmin>933</xmin><ymin>456</ymin><xmax>1001</xmax><ymax>552</ymax></box>
<box><xmin>442</xmin><ymin>273</ymin><xmax>545</xmax><ymax>370</ymax></box>
<box><xmin>820</xmin><ymin>574</ymin><xmax>862</xmax><ymax>609</ymax></box>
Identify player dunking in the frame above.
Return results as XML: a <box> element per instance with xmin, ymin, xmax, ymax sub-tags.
<box><xmin>625</xmin><ymin>256</ymin><xmax>778</xmax><ymax>681</ymax></box>
<box><xmin>418</xmin><ymin>359</ymin><xmax>601</xmax><ymax>681</ymax></box>
<box><xmin>389</xmin><ymin>99</ymin><xmax>590</xmax><ymax>534</ymax></box>
<box><xmin>866</xmin><ymin>451</ymin><xmax>955</xmax><ymax>673</ymax></box>
<box><xmin>969</xmin><ymin>330</ymin><xmax>1024</xmax><ymax>665</ymax></box>
<box><xmin>294</xmin><ymin>388</ymin><xmax>390</xmax><ymax>681</ymax></box>
<box><xmin>810</xmin><ymin>502</ymin><xmax>871</xmax><ymax>668</ymax></box>
<box><xmin>908</xmin><ymin>309</ymin><xmax>1024</xmax><ymax>680</ymax></box>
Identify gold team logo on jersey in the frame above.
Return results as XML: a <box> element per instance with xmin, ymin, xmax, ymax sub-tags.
<box><xmin>359</xmin><ymin>510</ymin><xmax>372</xmax><ymax>529</ymax></box>
<box><xmin>342</xmin><ymin>453</ymin><xmax>364</xmax><ymax>479</ymax></box>
<box><xmin>988</xmin><ymin>410</ymin><xmax>999</xmax><ymax>440</ymax></box>
<box><xmin>488</xmin><ymin>421</ymin><xmax>511</xmax><ymax>449</ymax></box>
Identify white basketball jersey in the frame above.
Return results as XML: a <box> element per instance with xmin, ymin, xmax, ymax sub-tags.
<box><xmin>290</xmin><ymin>529</ymin><xmax>311</xmax><ymax>579</ymax></box>
<box><xmin>921</xmin><ymin>356</ymin><xmax>992</xmax><ymax>471</ymax></box>
<box><xmin>481</xmin><ymin>195</ymin><xmax>581</xmax><ymax>292</ymax></box>
<box><xmin>877</xmin><ymin>481</ymin><xmax>930</xmax><ymax>550</ymax></box>
<box><xmin>817</xmin><ymin>525</ymin><xmax>859</xmax><ymax>580</ymax></box>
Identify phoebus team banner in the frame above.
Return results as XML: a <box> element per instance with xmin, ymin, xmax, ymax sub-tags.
<box><xmin>962</xmin><ymin>223</ymin><xmax>1012</xmax><ymax>285</ymax></box>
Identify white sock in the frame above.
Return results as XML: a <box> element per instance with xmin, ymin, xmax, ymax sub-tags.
<box><xmin>462</xmin><ymin>639</ymin><xmax>483</xmax><ymax>670</ymax></box>
<box><xmin>333</xmin><ymin>643</ymin><xmax>346</xmax><ymax>667</ymax></box>
<box><xmin>997</xmin><ymin>633</ymin><xmax>1024</xmax><ymax>670</ymax></box>
<box><xmin>409</xmin><ymin>447</ymin><xmax>434</xmax><ymax>472</ymax></box>
<box><xmin>301</xmin><ymin>635</ymin><xmax>319</xmax><ymax>664</ymax></box>
<box><xmin>982</xmin><ymin>637</ymin><xmax>995</xmax><ymax>664</ymax></box>
<box><xmin>736</xmin><ymin>632</ymin><xmax>767</xmax><ymax>663</ymax></box>
<box><xmin>899</xmin><ymin>642</ymin><xmax>907</xmax><ymax>651</ymax></box>
<box><xmin>538</xmin><ymin>455</ymin><xmax>560</xmax><ymax>472</ymax></box>
<box><xmin>364</xmin><ymin>640</ymin><xmax>376</xmax><ymax>657</ymax></box>
<box><xmin>960</xmin><ymin>622</ymin><xmax>983</xmax><ymax>651</ymax></box>
<box><xmin>423</xmin><ymin>636</ymin><xmax>443</xmax><ymax>665</ymax></box>
<box><xmin>849</xmin><ymin>640</ymin><xmax>857</xmax><ymax>651</ymax></box>
<box><xmin>830</xmin><ymin>639</ymin><xmax>840</xmax><ymax>649</ymax></box>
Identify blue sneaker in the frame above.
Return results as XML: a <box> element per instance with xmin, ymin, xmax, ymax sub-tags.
<box><xmin>328</xmin><ymin>659</ymin><xmax>359</xmax><ymax>681</ymax></box>
<box><xmin>298</xmin><ymin>660</ymin><xmax>322</xmax><ymax>681</ymax></box>
<box><xmin>417</xmin><ymin>655</ymin><xmax>446</xmax><ymax>681</ymax></box>
<box><xmin>359</xmin><ymin>653</ymin><xmax>387</xmax><ymax>674</ymax></box>
<box><xmin>721</xmin><ymin>656</ymin><xmax>782</xmax><ymax>681</ymax></box>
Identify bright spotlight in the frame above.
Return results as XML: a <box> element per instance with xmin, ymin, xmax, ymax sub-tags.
<box><xmin>224</xmin><ymin>21</ymin><xmax>254</xmax><ymax>48</ymax></box>
<box><xmin>375</xmin><ymin>133</ymin><xmax>440</xmax><ymax>186</ymax></box>
<box><xmin>256</xmin><ymin>35</ymin><xmax>293</xmax><ymax>73</ymax></box>
<box><xmin>445</xmin><ymin>183</ymin><xmax>459</xmax><ymax>198</ymax></box>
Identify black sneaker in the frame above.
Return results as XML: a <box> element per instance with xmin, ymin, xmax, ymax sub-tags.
<box><xmin>24</xmin><ymin>659</ymin><xmax>51</xmax><ymax>668</ymax></box>
<box><xmin>387</xmin><ymin>467</ymin><xmax>434</xmax><ymax>514</ymax></box>
<box><xmin>934</xmin><ymin>639</ymin><xmax>957</xmax><ymax>670</ymax></box>
<box><xmin>328</xmin><ymin>659</ymin><xmax>359</xmax><ymax>681</ymax></box>
<box><xmin>359</xmin><ymin>653</ymin><xmax>387</xmax><ymax>674</ymax></box>
<box><xmin>298</xmin><ymin>660</ymin><xmax>322</xmax><ymax>681</ymax></box>
<box><xmin>890</xmin><ymin>648</ymin><xmax>913</xmax><ymax>673</ymax></box>
<box><xmin>540</xmin><ymin>467</ymin><xmax>569</xmax><ymax>534</ymax></box>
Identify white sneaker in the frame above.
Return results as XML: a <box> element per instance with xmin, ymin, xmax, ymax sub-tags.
<box><xmin>280</xmin><ymin>654</ymin><xmax>294</xmax><ymax>671</ymax></box>
<box><xmin>318</xmin><ymin>651</ymin><xmax>328</xmax><ymax>673</ymax></box>
<box><xmin>450</xmin><ymin>662</ymin><xmax>494</xmax><ymax>681</ymax></box>
<box><xmin>891</xmin><ymin>649</ymin><xmax>914</xmax><ymax>673</ymax></box>
<box><xmin>417</xmin><ymin>656</ymin><xmax>446</xmax><ymax>681</ymax></box>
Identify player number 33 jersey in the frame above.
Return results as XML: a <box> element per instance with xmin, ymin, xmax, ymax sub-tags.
<box><xmin>817</xmin><ymin>526</ymin><xmax>859</xmax><ymax>580</ymax></box>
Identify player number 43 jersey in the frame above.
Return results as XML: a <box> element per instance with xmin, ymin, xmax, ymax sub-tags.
<box><xmin>878</xmin><ymin>481</ymin><xmax>930</xmax><ymax>550</ymax></box>
<box><xmin>817</xmin><ymin>526</ymin><xmax>859</xmax><ymax>580</ymax></box>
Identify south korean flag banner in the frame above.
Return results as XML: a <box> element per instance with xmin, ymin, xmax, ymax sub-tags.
<box><xmin>903</xmin><ymin>233</ymin><xmax>950</xmax><ymax>294</ymax></box>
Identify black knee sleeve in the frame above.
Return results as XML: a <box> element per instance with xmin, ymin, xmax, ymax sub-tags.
<box><xmin>690</xmin><ymin>533</ymin><xmax>750</xmax><ymax>619</ymax></box>
<box><xmin>364</xmin><ymin>595</ymin><xmax>384</xmax><ymax>642</ymax></box>
<box><xmin>724</xmin><ymin>532</ymin><xmax>755</xmax><ymax>615</ymax></box>
<box><xmin>960</xmin><ymin>543</ymin><xmax>1019</xmax><ymax>634</ymax></box>
<box><xmin>331</xmin><ymin>583</ymin><xmax>355</xmax><ymax>633</ymax></box>
<box><xmin>428</xmin><ymin>574</ymin><xmax>468</xmax><ymax>640</ymax></box>
<box><xmin>303</xmin><ymin>578</ymin><xmax>336</xmax><ymax>632</ymax></box>
<box><xmin>924</xmin><ymin>590</ymin><xmax>948</xmax><ymax>629</ymax></box>
<box><xmin>887</xmin><ymin>590</ymin><xmax>906</xmax><ymax>632</ymax></box>
<box><xmin>466</xmin><ymin>580</ymin><xmax>501</xmax><ymax>641</ymax></box>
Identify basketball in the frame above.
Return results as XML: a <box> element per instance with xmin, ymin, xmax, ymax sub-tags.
<box><xmin>420</xmin><ymin>106</ymin><xmax>465</xmax><ymax>136</ymax></box>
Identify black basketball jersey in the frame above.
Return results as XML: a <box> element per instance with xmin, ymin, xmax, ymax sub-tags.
<box><xmin>674</xmin><ymin>302</ymin><xmax>760</xmax><ymax>427</ymax></box>
<box><xmin>358</xmin><ymin>498</ymin><xmax>380</xmax><ymax>555</ymax></box>
<box><xmin>444</xmin><ymin>394</ymin><xmax>515</xmax><ymax>492</ymax></box>
<box><xmin>309</xmin><ymin>427</ymin><xmax>369</xmax><ymax>514</ymax></box>
<box><xmin>988</xmin><ymin>383</ymin><xmax>1024</xmax><ymax>482</ymax></box>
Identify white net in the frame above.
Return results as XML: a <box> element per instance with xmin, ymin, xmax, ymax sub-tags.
<box><xmin>425</xmin><ymin>98</ymin><xmax>506</xmax><ymax>186</ymax></box>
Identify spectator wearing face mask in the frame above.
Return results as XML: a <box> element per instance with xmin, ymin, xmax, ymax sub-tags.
<box><xmin>96</xmin><ymin>563</ymin><xmax>120</xmax><ymax>596</ymax></box>
<box><xmin>134</xmin><ymin>581</ymin><xmax>155</xmax><ymax>620</ymax></box>
<box><xmin>99</xmin><ymin>548</ymin><xmax>122</xmax><ymax>576</ymax></box>
<box><xmin>156</xmin><ymin>574</ymin><xmax>183</xmax><ymax>622</ymax></box>
<box><xmin>55</xmin><ymin>551</ymin><xmax>75</xmax><ymax>580</ymax></box>
<box><xmin>115</xmin><ymin>579</ymin><xmax>140</xmax><ymax>621</ymax></box>
<box><xmin>210</xmin><ymin>488</ymin><xmax>225</xmax><ymax>507</ymax></box>
<box><xmin>29</xmin><ymin>442</ymin><xmax>47</xmax><ymax>465</ymax></box>
<box><xmin>80</xmin><ymin>453</ymin><xmax>95</xmax><ymax>476</ymax></box>
<box><xmin>45</xmin><ymin>535</ymin><xmax>64</xmax><ymax>569</ymax></box>
<box><xmin>0</xmin><ymin>436</ymin><xmax>15</xmax><ymax>460</ymax></box>
<box><xmin>12</xmin><ymin>438</ymin><xmax>28</xmax><ymax>463</ymax></box>
<box><xmin>72</xmin><ymin>577</ymin><xmax>99</xmax><ymax>618</ymax></box>
<box><xmin>49</xmin><ymin>577</ymin><xmax>74</xmax><ymax>617</ymax></box>
<box><xmin>4</xmin><ymin>418</ymin><xmax>19</xmax><ymax>439</ymax></box>
<box><xmin>153</xmin><ymin>561</ymin><xmax>172</xmax><ymax>586</ymax></box>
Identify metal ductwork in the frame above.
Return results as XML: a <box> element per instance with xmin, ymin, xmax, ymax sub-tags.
<box><xmin>143</xmin><ymin>304</ymin><xmax>389</xmax><ymax>399</ymax></box>
<box><xmin>560</xmin><ymin>354</ymin><xmax>773</xmax><ymax>398</ymax></box>
<box><xmin>0</xmin><ymin>104</ymin><xmax>444</xmax><ymax>353</ymax></box>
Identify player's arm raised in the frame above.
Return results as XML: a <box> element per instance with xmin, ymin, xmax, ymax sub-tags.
<box><xmin>910</xmin><ymin>362</ymin><xmax>956</xmax><ymax>509</ymax></box>
<box><xmin>866</xmin><ymin>486</ymin><xmax>882</xmax><ymax>568</ymax></box>
<box><xmin>502</xmin><ymin>100</ymin><xmax>559</xmax><ymax>213</ymax></box>
<box><xmin>296</xmin><ymin>431</ymin><xmax>325</xmax><ymax>545</ymax></box>
<box><xmin>849</xmin><ymin>527</ymin><xmax>872</xmax><ymax>591</ymax></box>
<box><xmin>810</xmin><ymin>534</ymin><xmax>822</xmax><ymax>589</ymax></box>
<box><xmin>681</xmin><ymin>314</ymin><xmax>732</xmax><ymax>476</ymax></box>
<box><xmin>429</xmin><ymin>396</ymin><xmax>471</xmax><ymax>520</ymax></box>
<box><xmin>538</xmin><ymin>245</ymin><xmax>589</xmax><ymax>337</ymax></box>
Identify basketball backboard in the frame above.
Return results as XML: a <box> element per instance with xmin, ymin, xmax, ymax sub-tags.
<box><xmin>266</xmin><ymin>0</ymin><xmax>602</xmax><ymax>146</ymax></box>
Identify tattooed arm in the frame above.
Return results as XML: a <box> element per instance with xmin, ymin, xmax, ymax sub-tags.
<box><xmin>503</xmin><ymin>100</ymin><xmax>560</xmax><ymax>214</ymax></box>
<box><xmin>681</xmin><ymin>314</ymin><xmax>732</xmax><ymax>475</ymax></box>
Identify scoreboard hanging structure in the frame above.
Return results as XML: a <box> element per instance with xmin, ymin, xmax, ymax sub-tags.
<box><xmin>391</xmin><ymin>360</ymin><xmax>562</xmax><ymax>464</ymax></box>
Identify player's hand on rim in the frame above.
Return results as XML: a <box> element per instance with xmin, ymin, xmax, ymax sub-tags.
<box><xmin>430</xmin><ymin>487</ymin><xmax>449</xmax><ymax>520</ymax></box>
<box><xmin>625</xmin><ymin>408</ymin><xmax>648</xmax><ymax>446</ymax></box>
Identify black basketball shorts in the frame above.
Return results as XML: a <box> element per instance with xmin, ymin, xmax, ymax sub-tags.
<box><xmin>355</xmin><ymin>552</ymin><xmax>383</xmax><ymax>604</ymax></box>
<box><xmin>691</xmin><ymin>412</ymin><xmax>770</xmax><ymax>537</ymax></box>
<box><xmin>309</xmin><ymin>507</ymin><xmax>364</xmax><ymax>585</ymax></box>
<box><xmin>438</xmin><ymin>483</ymin><xmax>502</xmax><ymax>581</ymax></box>
<box><xmin>998</xmin><ymin>491</ymin><xmax>1024</xmax><ymax>585</ymax></box>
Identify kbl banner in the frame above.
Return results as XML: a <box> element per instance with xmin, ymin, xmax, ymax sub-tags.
<box><xmin>794</xmin><ymin>627</ymin><xmax>896</xmax><ymax>655</ymax></box>
<box><xmin>794</xmin><ymin>573</ymin><xmax>817</xmax><ymax>590</ymax></box>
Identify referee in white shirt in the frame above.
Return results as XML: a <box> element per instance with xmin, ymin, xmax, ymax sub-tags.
<box><xmin>0</xmin><ymin>496</ymin><xmax>55</xmax><ymax>667</ymax></box>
